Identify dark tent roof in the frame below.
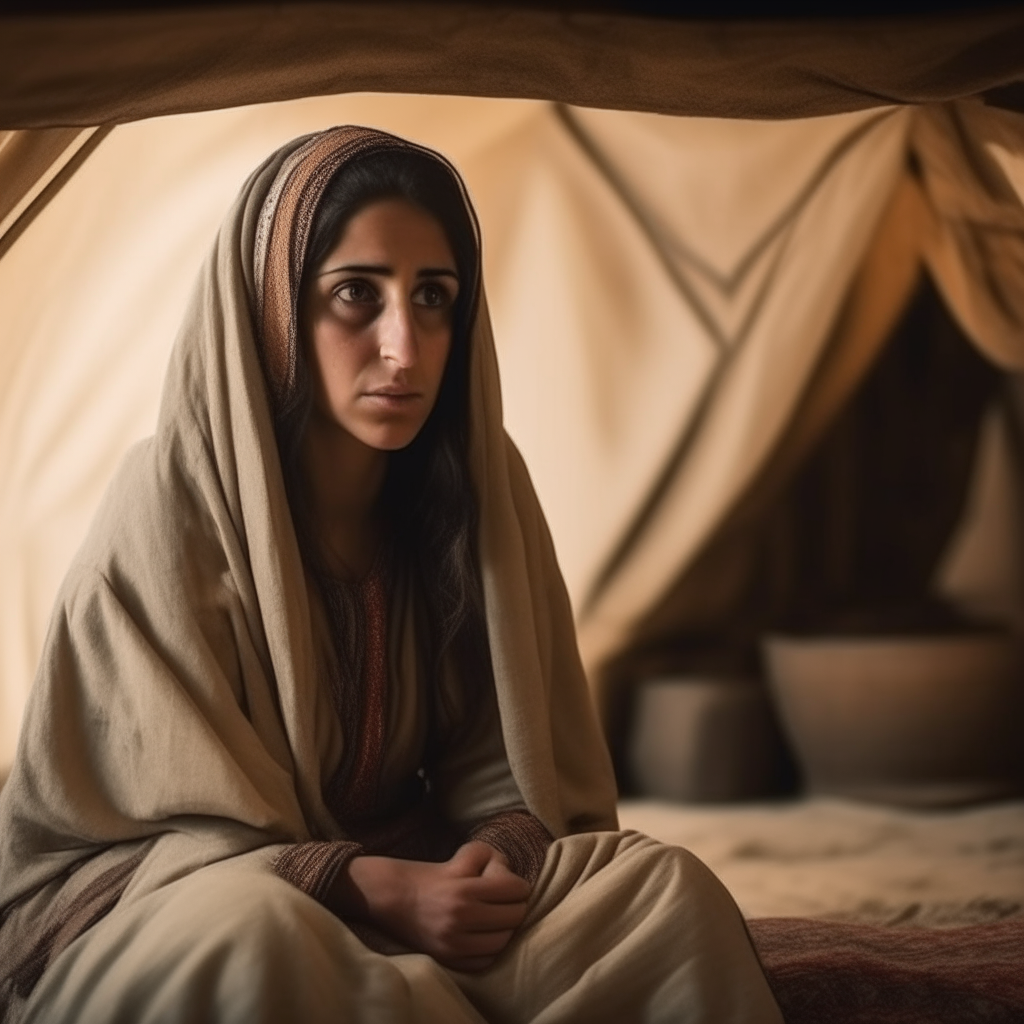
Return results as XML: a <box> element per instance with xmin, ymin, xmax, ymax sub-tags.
<box><xmin>1</xmin><ymin>2</ymin><xmax>1023</xmax><ymax>129</ymax></box>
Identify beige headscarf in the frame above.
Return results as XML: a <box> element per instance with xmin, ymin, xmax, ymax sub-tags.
<box><xmin>0</xmin><ymin>127</ymin><xmax>616</xmax><ymax>999</ymax></box>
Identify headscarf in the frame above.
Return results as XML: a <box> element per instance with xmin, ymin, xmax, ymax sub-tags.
<box><xmin>0</xmin><ymin>126</ymin><xmax>617</xmax><ymax>995</ymax></box>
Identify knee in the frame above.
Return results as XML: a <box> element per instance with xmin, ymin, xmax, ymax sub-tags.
<box><xmin>24</xmin><ymin>861</ymin><xmax>350</xmax><ymax>1024</ymax></box>
<box><xmin>585</xmin><ymin>832</ymin><xmax>742</xmax><ymax>926</ymax></box>
<box><xmin>639</xmin><ymin>838</ymin><xmax>737</xmax><ymax>906</ymax></box>
<box><xmin>157</xmin><ymin>860</ymin><xmax>329</xmax><ymax>959</ymax></box>
<box><xmin>602</xmin><ymin>831</ymin><xmax>710</xmax><ymax>885</ymax></box>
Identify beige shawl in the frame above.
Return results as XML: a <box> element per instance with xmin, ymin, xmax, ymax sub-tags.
<box><xmin>0</xmin><ymin>127</ymin><xmax>616</xmax><ymax>1005</ymax></box>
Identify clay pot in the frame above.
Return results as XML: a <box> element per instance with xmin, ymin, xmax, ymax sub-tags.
<box><xmin>628</xmin><ymin>676</ymin><xmax>791</xmax><ymax>802</ymax></box>
<box><xmin>763</xmin><ymin>633</ymin><xmax>1024</xmax><ymax>806</ymax></box>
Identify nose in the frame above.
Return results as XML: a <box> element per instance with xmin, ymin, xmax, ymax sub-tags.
<box><xmin>378</xmin><ymin>300</ymin><xmax>417</xmax><ymax>369</ymax></box>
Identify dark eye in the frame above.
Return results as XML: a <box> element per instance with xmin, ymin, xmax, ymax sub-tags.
<box><xmin>414</xmin><ymin>282</ymin><xmax>452</xmax><ymax>309</ymax></box>
<box><xmin>336</xmin><ymin>280</ymin><xmax>378</xmax><ymax>304</ymax></box>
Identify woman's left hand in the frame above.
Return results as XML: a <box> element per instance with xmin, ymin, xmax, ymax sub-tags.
<box><xmin>330</xmin><ymin>840</ymin><xmax>531</xmax><ymax>971</ymax></box>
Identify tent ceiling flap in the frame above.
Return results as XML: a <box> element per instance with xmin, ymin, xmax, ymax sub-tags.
<box><xmin>2</xmin><ymin>6</ymin><xmax>1024</xmax><ymax>128</ymax></box>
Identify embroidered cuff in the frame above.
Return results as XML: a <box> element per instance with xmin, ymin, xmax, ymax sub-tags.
<box><xmin>468</xmin><ymin>810</ymin><xmax>553</xmax><ymax>885</ymax></box>
<box><xmin>272</xmin><ymin>840</ymin><xmax>363</xmax><ymax>905</ymax></box>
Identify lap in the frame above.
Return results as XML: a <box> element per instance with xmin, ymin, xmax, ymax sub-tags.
<box><xmin>23</xmin><ymin>833</ymin><xmax>781</xmax><ymax>1024</ymax></box>
<box><xmin>23</xmin><ymin>848</ymin><xmax>480</xmax><ymax>1024</ymax></box>
<box><xmin>460</xmin><ymin>831</ymin><xmax>782</xmax><ymax>1024</ymax></box>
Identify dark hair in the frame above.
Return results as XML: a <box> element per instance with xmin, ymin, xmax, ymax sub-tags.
<box><xmin>276</xmin><ymin>146</ymin><xmax>490</xmax><ymax>765</ymax></box>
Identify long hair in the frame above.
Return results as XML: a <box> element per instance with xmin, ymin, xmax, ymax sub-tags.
<box><xmin>274</xmin><ymin>146</ymin><xmax>490</xmax><ymax>763</ymax></box>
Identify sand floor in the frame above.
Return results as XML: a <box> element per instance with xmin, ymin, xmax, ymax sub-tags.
<box><xmin>619</xmin><ymin>797</ymin><xmax>1024</xmax><ymax>926</ymax></box>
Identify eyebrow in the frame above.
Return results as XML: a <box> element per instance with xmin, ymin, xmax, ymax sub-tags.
<box><xmin>317</xmin><ymin>263</ymin><xmax>459</xmax><ymax>280</ymax></box>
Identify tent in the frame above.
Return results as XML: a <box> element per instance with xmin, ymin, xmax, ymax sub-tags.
<box><xmin>4</xmin><ymin>4</ymin><xmax>1024</xmax><ymax>1015</ymax></box>
<box><xmin>2</xmin><ymin>3</ymin><xmax>1024</xmax><ymax>780</ymax></box>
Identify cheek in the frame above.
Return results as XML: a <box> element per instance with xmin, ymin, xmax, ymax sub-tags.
<box><xmin>310</xmin><ymin>324</ymin><xmax>370</xmax><ymax>400</ymax></box>
<box><xmin>425</xmin><ymin>331</ymin><xmax>454</xmax><ymax>392</ymax></box>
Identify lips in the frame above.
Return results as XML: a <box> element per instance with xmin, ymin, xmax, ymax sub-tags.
<box><xmin>363</xmin><ymin>386</ymin><xmax>422</xmax><ymax>404</ymax></box>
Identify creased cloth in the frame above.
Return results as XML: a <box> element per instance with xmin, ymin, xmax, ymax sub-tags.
<box><xmin>912</xmin><ymin>102</ymin><xmax>1024</xmax><ymax>372</ymax></box>
<box><xmin>0</xmin><ymin>126</ymin><xmax>779</xmax><ymax>1023</ymax></box>
<box><xmin>20</xmin><ymin>833</ymin><xmax>782</xmax><ymax>1024</ymax></box>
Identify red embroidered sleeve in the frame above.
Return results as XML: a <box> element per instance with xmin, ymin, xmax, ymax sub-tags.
<box><xmin>272</xmin><ymin>840</ymin><xmax>363</xmax><ymax>904</ymax></box>
<box><xmin>468</xmin><ymin>810</ymin><xmax>553</xmax><ymax>885</ymax></box>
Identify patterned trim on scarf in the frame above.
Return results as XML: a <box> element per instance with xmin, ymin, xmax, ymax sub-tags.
<box><xmin>3</xmin><ymin>841</ymin><xmax>154</xmax><ymax>1000</ymax></box>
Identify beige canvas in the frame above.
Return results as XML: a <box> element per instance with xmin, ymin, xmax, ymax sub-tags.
<box><xmin>3</xmin><ymin>99</ymin><xmax>1024</xmax><ymax>766</ymax></box>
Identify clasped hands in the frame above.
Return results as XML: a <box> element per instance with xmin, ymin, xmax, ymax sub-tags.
<box><xmin>329</xmin><ymin>841</ymin><xmax>532</xmax><ymax>972</ymax></box>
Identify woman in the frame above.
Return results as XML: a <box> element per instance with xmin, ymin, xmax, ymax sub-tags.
<box><xmin>0</xmin><ymin>126</ymin><xmax>782</xmax><ymax>1023</ymax></box>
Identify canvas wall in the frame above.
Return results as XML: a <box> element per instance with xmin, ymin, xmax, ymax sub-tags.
<box><xmin>2</xmin><ymin>93</ymin><xmax>1022</xmax><ymax>771</ymax></box>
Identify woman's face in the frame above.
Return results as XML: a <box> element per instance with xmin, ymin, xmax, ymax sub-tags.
<box><xmin>302</xmin><ymin>197</ymin><xmax>459</xmax><ymax>452</ymax></box>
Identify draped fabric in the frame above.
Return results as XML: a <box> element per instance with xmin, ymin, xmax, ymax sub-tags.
<box><xmin>914</xmin><ymin>102</ymin><xmax>1024</xmax><ymax>369</ymax></box>
<box><xmin>554</xmin><ymin>105</ymin><xmax>914</xmax><ymax>671</ymax></box>
<box><xmin>2</xmin><ymin>97</ymin><xmax>1024</xmax><ymax>767</ymax></box>
<box><xmin>585</xmin><ymin>100</ymin><xmax>1024</xmax><ymax>691</ymax></box>
<box><xmin>575</xmin><ymin>100</ymin><xmax>1024</xmax><ymax>677</ymax></box>
<box><xmin>0</xmin><ymin>123</ymin><xmax>622</xmax><ymax>1012</ymax></box>
<box><xmin>1</xmin><ymin>5</ymin><xmax>1024</xmax><ymax>129</ymax></box>
<box><xmin>0</xmin><ymin>128</ymin><xmax>111</xmax><ymax>261</ymax></box>
<box><xmin>15</xmin><ymin>833</ymin><xmax>783</xmax><ymax>1024</ymax></box>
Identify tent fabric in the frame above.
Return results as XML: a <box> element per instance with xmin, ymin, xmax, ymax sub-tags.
<box><xmin>0</xmin><ymin>130</ymin><xmax>87</xmax><ymax>240</ymax></box>
<box><xmin>607</xmin><ymin>167</ymin><xmax>939</xmax><ymax>686</ymax></box>
<box><xmin>2</xmin><ymin>6</ymin><xmax>1024</xmax><ymax>129</ymax></box>
<box><xmin>577</xmin><ymin>100</ymin><xmax>1024</xmax><ymax>675</ymax></box>
<box><xmin>3</xmin><ymin>97</ymin><xmax>1024</xmax><ymax>772</ymax></box>
<box><xmin>0</xmin><ymin>128</ymin><xmax>112</xmax><ymax>262</ymax></box>
<box><xmin>914</xmin><ymin>102</ymin><xmax>1024</xmax><ymax>368</ymax></box>
<box><xmin>567</xmin><ymin>105</ymin><xmax>912</xmax><ymax>671</ymax></box>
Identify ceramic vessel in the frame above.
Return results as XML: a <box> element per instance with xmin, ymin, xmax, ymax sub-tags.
<box><xmin>629</xmin><ymin>676</ymin><xmax>791</xmax><ymax>801</ymax></box>
<box><xmin>763</xmin><ymin>633</ymin><xmax>1024</xmax><ymax>806</ymax></box>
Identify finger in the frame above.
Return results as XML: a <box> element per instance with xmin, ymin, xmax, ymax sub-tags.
<box><xmin>480</xmin><ymin>851</ymin><xmax>511</xmax><ymax>877</ymax></box>
<box><xmin>446</xmin><ymin>842</ymin><xmax>494</xmax><ymax>878</ymax></box>
<box><xmin>481</xmin><ymin>859</ymin><xmax>531</xmax><ymax>894</ymax></box>
<box><xmin>460</xmin><ymin>873</ymin><xmax>532</xmax><ymax>904</ymax></box>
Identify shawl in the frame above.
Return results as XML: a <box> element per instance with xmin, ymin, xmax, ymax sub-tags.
<box><xmin>0</xmin><ymin>126</ymin><xmax>617</xmax><ymax>1007</ymax></box>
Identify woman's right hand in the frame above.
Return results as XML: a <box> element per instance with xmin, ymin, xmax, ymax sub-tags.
<box><xmin>329</xmin><ymin>842</ymin><xmax>532</xmax><ymax>971</ymax></box>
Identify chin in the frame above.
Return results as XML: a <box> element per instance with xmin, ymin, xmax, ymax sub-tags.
<box><xmin>361</xmin><ymin>425</ymin><xmax>424</xmax><ymax>452</ymax></box>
